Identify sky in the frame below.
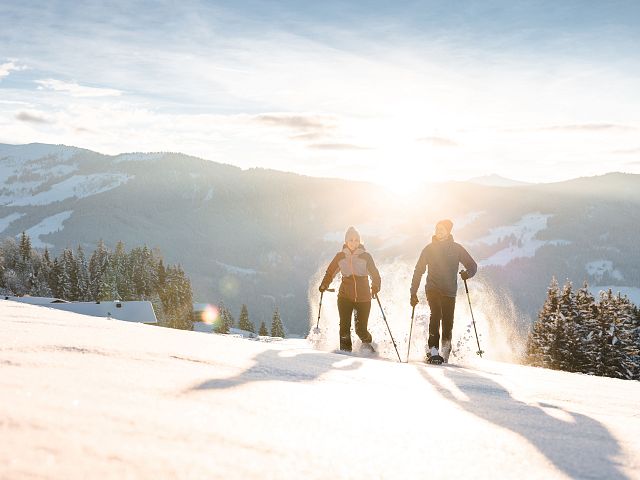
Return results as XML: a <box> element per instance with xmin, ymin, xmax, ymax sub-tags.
<box><xmin>1</xmin><ymin>0</ymin><xmax>640</xmax><ymax>189</ymax></box>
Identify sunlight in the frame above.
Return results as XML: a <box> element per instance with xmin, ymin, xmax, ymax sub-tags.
<box><xmin>201</xmin><ymin>305</ymin><xmax>219</xmax><ymax>325</ymax></box>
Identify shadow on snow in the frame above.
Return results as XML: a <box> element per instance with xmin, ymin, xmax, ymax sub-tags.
<box><xmin>417</xmin><ymin>366</ymin><xmax>629</xmax><ymax>480</ymax></box>
<box><xmin>189</xmin><ymin>349</ymin><xmax>363</xmax><ymax>390</ymax></box>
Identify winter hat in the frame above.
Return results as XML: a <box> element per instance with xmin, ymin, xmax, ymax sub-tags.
<box><xmin>436</xmin><ymin>219</ymin><xmax>453</xmax><ymax>234</ymax></box>
<box><xmin>344</xmin><ymin>226</ymin><xmax>361</xmax><ymax>243</ymax></box>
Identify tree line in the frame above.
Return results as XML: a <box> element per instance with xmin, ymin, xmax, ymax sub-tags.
<box><xmin>0</xmin><ymin>233</ymin><xmax>193</xmax><ymax>330</ymax></box>
<box><xmin>213</xmin><ymin>303</ymin><xmax>286</xmax><ymax>338</ymax></box>
<box><xmin>526</xmin><ymin>279</ymin><xmax>640</xmax><ymax>381</ymax></box>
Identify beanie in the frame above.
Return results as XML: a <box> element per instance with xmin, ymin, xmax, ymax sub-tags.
<box><xmin>436</xmin><ymin>219</ymin><xmax>453</xmax><ymax>234</ymax></box>
<box><xmin>344</xmin><ymin>226</ymin><xmax>360</xmax><ymax>243</ymax></box>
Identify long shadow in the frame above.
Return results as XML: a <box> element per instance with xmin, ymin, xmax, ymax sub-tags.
<box><xmin>190</xmin><ymin>349</ymin><xmax>363</xmax><ymax>391</ymax></box>
<box><xmin>418</xmin><ymin>366</ymin><xmax>629</xmax><ymax>480</ymax></box>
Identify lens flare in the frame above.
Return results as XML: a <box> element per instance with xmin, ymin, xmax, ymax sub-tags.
<box><xmin>201</xmin><ymin>305</ymin><xmax>220</xmax><ymax>325</ymax></box>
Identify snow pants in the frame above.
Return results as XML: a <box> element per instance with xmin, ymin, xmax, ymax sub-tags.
<box><xmin>337</xmin><ymin>296</ymin><xmax>372</xmax><ymax>351</ymax></box>
<box><xmin>427</xmin><ymin>289</ymin><xmax>456</xmax><ymax>349</ymax></box>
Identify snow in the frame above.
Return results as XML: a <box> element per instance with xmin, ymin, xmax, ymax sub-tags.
<box><xmin>113</xmin><ymin>152</ymin><xmax>165</xmax><ymax>163</ymax></box>
<box><xmin>1</xmin><ymin>300</ymin><xmax>639</xmax><ymax>479</ymax></box>
<box><xmin>0</xmin><ymin>143</ymin><xmax>78</xmax><ymax>163</ymax></box>
<box><xmin>215</xmin><ymin>260</ymin><xmax>259</xmax><ymax>276</ymax></box>
<box><xmin>586</xmin><ymin>260</ymin><xmax>624</xmax><ymax>282</ymax></box>
<box><xmin>24</xmin><ymin>211</ymin><xmax>73</xmax><ymax>248</ymax></box>
<box><xmin>7</xmin><ymin>174</ymin><xmax>132</xmax><ymax>206</ymax></box>
<box><xmin>0</xmin><ymin>212</ymin><xmax>25</xmax><ymax>233</ymax></box>
<box><xmin>589</xmin><ymin>286</ymin><xmax>640</xmax><ymax>307</ymax></box>
<box><xmin>473</xmin><ymin>213</ymin><xmax>570</xmax><ymax>267</ymax></box>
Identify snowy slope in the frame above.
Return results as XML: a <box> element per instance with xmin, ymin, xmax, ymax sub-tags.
<box><xmin>1</xmin><ymin>301</ymin><xmax>639</xmax><ymax>479</ymax></box>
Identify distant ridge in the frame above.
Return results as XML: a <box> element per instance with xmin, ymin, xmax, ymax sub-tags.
<box><xmin>467</xmin><ymin>174</ymin><xmax>532</xmax><ymax>187</ymax></box>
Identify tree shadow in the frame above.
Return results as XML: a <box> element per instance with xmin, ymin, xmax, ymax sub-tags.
<box><xmin>189</xmin><ymin>349</ymin><xmax>363</xmax><ymax>391</ymax></box>
<box><xmin>418</xmin><ymin>366</ymin><xmax>629</xmax><ymax>480</ymax></box>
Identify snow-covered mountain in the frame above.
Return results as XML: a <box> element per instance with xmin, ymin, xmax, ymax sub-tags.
<box><xmin>1</xmin><ymin>300</ymin><xmax>639</xmax><ymax>479</ymax></box>
<box><xmin>1</xmin><ymin>143</ymin><xmax>639</xmax><ymax>335</ymax></box>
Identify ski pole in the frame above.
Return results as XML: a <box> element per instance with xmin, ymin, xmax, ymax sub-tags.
<box><xmin>462</xmin><ymin>277</ymin><xmax>484</xmax><ymax>357</ymax></box>
<box><xmin>313</xmin><ymin>288</ymin><xmax>334</xmax><ymax>334</ymax></box>
<box><xmin>406</xmin><ymin>305</ymin><xmax>415</xmax><ymax>363</ymax></box>
<box><xmin>374</xmin><ymin>294</ymin><xmax>402</xmax><ymax>363</ymax></box>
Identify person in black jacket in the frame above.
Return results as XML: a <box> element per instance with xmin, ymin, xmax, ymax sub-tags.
<box><xmin>410</xmin><ymin>219</ymin><xmax>477</xmax><ymax>363</ymax></box>
<box><xmin>320</xmin><ymin>226</ymin><xmax>381</xmax><ymax>353</ymax></box>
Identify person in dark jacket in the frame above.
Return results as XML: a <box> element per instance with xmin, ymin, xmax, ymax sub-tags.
<box><xmin>320</xmin><ymin>226</ymin><xmax>381</xmax><ymax>353</ymax></box>
<box><xmin>410</xmin><ymin>219</ymin><xmax>477</xmax><ymax>363</ymax></box>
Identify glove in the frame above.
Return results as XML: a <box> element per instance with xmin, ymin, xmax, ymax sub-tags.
<box><xmin>319</xmin><ymin>284</ymin><xmax>327</xmax><ymax>292</ymax></box>
<box><xmin>410</xmin><ymin>294</ymin><xmax>419</xmax><ymax>307</ymax></box>
<box><xmin>371</xmin><ymin>284</ymin><xmax>380</xmax><ymax>297</ymax></box>
<box><xmin>460</xmin><ymin>270</ymin><xmax>470</xmax><ymax>281</ymax></box>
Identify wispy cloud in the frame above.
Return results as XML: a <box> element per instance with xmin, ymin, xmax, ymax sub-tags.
<box><xmin>0</xmin><ymin>61</ymin><xmax>26</xmax><ymax>80</ymax></box>
<box><xmin>536</xmin><ymin>124</ymin><xmax>638</xmax><ymax>133</ymax></box>
<box><xmin>308</xmin><ymin>143</ymin><xmax>370</xmax><ymax>150</ymax></box>
<box><xmin>35</xmin><ymin>79</ymin><xmax>122</xmax><ymax>97</ymax></box>
<box><xmin>15</xmin><ymin>111</ymin><xmax>52</xmax><ymax>124</ymax></box>
<box><xmin>417</xmin><ymin>136</ymin><xmax>459</xmax><ymax>147</ymax></box>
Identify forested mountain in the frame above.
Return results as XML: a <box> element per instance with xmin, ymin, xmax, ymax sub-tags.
<box><xmin>2</xmin><ymin>143</ymin><xmax>639</xmax><ymax>335</ymax></box>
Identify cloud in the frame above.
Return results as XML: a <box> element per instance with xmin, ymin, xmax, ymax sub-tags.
<box><xmin>289</xmin><ymin>132</ymin><xmax>327</xmax><ymax>141</ymax></box>
<box><xmin>307</xmin><ymin>143</ymin><xmax>370</xmax><ymax>150</ymax></box>
<box><xmin>536</xmin><ymin>124</ymin><xmax>638</xmax><ymax>132</ymax></box>
<box><xmin>254</xmin><ymin>114</ymin><xmax>334</xmax><ymax>131</ymax></box>
<box><xmin>15</xmin><ymin>111</ymin><xmax>52</xmax><ymax>124</ymax></box>
<box><xmin>0</xmin><ymin>61</ymin><xmax>26</xmax><ymax>80</ymax></box>
<box><xmin>626</xmin><ymin>161</ymin><xmax>640</xmax><ymax>166</ymax></box>
<box><xmin>417</xmin><ymin>136</ymin><xmax>459</xmax><ymax>147</ymax></box>
<box><xmin>35</xmin><ymin>79</ymin><xmax>122</xmax><ymax>97</ymax></box>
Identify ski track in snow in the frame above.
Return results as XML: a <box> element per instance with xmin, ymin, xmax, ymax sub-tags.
<box><xmin>1</xmin><ymin>300</ymin><xmax>639</xmax><ymax>480</ymax></box>
<box><xmin>24</xmin><ymin>211</ymin><xmax>74</xmax><ymax>248</ymax></box>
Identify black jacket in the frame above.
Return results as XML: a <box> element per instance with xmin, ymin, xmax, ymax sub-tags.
<box><xmin>410</xmin><ymin>235</ymin><xmax>477</xmax><ymax>298</ymax></box>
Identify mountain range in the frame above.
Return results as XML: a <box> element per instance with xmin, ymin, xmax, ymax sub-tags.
<box><xmin>1</xmin><ymin>143</ymin><xmax>639</xmax><ymax>337</ymax></box>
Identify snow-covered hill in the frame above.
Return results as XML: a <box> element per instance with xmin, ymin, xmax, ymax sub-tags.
<box><xmin>1</xmin><ymin>301</ymin><xmax>639</xmax><ymax>479</ymax></box>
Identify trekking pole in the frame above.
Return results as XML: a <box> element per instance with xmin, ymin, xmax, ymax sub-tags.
<box><xmin>462</xmin><ymin>276</ymin><xmax>484</xmax><ymax>357</ymax></box>
<box><xmin>313</xmin><ymin>288</ymin><xmax>334</xmax><ymax>334</ymax></box>
<box><xmin>406</xmin><ymin>305</ymin><xmax>415</xmax><ymax>363</ymax></box>
<box><xmin>374</xmin><ymin>294</ymin><xmax>402</xmax><ymax>363</ymax></box>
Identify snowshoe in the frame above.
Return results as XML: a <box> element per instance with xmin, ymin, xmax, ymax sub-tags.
<box><xmin>359</xmin><ymin>342</ymin><xmax>377</xmax><ymax>357</ymax></box>
<box><xmin>427</xmin><ymin>354</ymin><xmax>444</xmax><ymax>365</ymax></box>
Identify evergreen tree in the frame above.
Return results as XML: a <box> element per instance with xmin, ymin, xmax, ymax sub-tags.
<box><xmin>60</xmin><ymin>249</ymin><xmax>75</xmax><ymax>300</ymax></box>
<box><xmin>88</xmin><ymin>240</ymin><xmax>110</xmax><ymax>300</ymax></box>
<box><xmin>556</xmin><ymin>282</ymin><xmax>585</xmax><ymax>372</ymax></box>
<box><xmin>526</xmin><ymin>278</ymin><xmax>560</xmax><ymax>367</ymax></box>
<box><xmin>575</xmin><ymin>283</ymin><xmax>598</xmax><ymax>374</ymax></box>
<box><xmin>259</xmin><ymin>321</ymin><xmax>268</xmax><ymax>336</ymax></box>
<box><xmin>216</xmin><ymin>303</ymin><xmax>233</xmax><ymax>334</ymax></box>
<box><xmin>238</xmin><ymin>304</ymin><xmax>255</xmax><ymax>333</ymax></box>
<box><xmin>270</xmin><ymin>308</ymin><xmax>285</xmax><ymax>338</ymax></box>
<box><xmin>74</xmin><ymin>245</ymin><xmax>90</xmax><ymax>301</ymax></box>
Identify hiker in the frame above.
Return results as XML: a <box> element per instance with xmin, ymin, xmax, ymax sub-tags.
<box><xmin>410</xmin><ymin>219</ymin><xmax>477</xmax><ymax>363</ymax></box>
<box><xmin>319</xmin><ymin>226</ymin><xmax>381</xmax><ymax>353</ymax></box>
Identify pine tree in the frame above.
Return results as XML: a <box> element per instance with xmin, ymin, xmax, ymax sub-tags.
<box><xmin>526</xmin><ymin>278</ymin><xmax>560</xmax><ymax>367</ymax></box>
<box><xmin>556</xmin><ymin>282</ymin><xmax>585</xmax><ymax>372</ymax></box>
<box><xmin>270</xmin><ymin>308</ymin><xmax>285</xmax><ymax>338</ymax></box>
<box><xmin>575</xmin><ymin>283</ymin><xmax>598</xmax><ymax>374</ymax></box>
<box><xmin>238</xmin><ymin>304</ymin><xmax>255</xmax><ymax>333</ymax></box>
<box><xmin>89</xmin><ymin>240</ymin><xmax>110</xmax><ymax>300</ymax></box>
<box><xmin>74</xmin><ymin>245</ymin><xmax>90</xmax><ymax>301</ymax></box>
<box><xmin>259</xmin><ymin>321</ymin><xmax>268</xmax><ymax>336</ymax></box>
<box><xmin>591</xmin><ymin>290</ymin><xmax>636</xmax><ymax>380</ymax></box>
<box><xmin>218</xmin><ymin>303</ymin><xmax>234</xmax><ymax>333</ymax></box>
